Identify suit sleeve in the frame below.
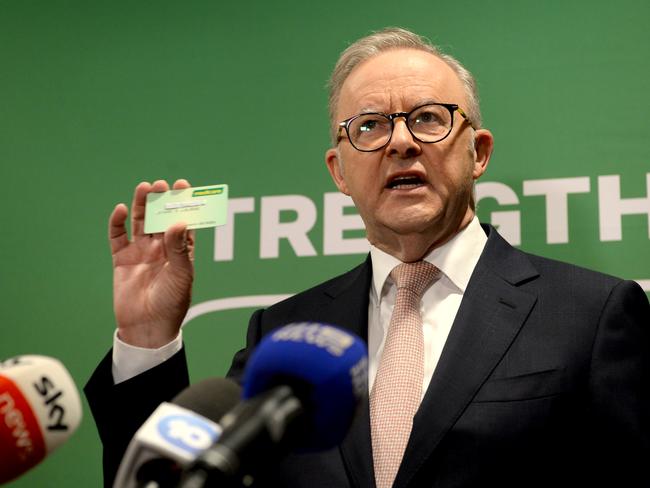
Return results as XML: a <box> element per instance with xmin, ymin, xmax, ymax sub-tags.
<box><xmin>84</xmin><ymin>308</ymin><xmax>268</xmax><ymax>487</ymax></box>
<box><xmin>84</xmin><ymin>347</ymin><xmax>190</xmax><ymax>488</ymax></box>
<box><xmin>587</xmin><ymin>280</ymin><xmax>650</xmax><ymax>484</ymax></box>
<box><xmin>226</xmin><ymin>308</ymin><xmax>265</xmax><ymax>382</ymax></box>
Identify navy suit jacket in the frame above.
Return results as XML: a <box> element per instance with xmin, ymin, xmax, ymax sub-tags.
<box><xmin>86</xmin><ymin>225</ymin><xmax>650</xmax><ymax>487</ymax></box>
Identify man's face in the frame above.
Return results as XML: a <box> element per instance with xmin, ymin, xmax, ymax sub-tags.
<box><xmin>325</xmin><ymin>48</ymin><xmax>493</xmax><ymax>254</ymax></box>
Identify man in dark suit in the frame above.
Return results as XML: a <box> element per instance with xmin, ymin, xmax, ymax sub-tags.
<box><xmin>86</xmin><ymin>28</ymin><xmax>649</xmax><ymax>487</ymax></box>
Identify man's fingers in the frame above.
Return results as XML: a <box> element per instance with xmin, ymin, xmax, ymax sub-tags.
<box><xmin>109</xmin><ymin>203</ymin><xmax>130</xmax><ymax>255</ymax></box>
<box><xmin>164</xmin><ymin>222</ymin><xmax>195</xmax><ymax>271</ymax></box>
<box><xmin>130</xmin><ymin>179</ymin><xmax>191</xmax><ymax>240</ymax></box>
<box><xmin>169</xmin><ymin>181</ymin><xmax>194</xmax><ymax>260</ymax></box>
<box><xmin>172</xmin><ymin>179</ymin><xmax>191</xmax><ymax>190</ymax></box>
<box><xmin>130</xmin><ymin>181</ymin><xmax>152</xmax><ymax>238</ymax></box>
<box><xmin>132</xmin><ymin>180</ymin><xmax>171</xmax><ymax>239</ymax></box>
<box><xmin>151</xmin><ymin>179</ymin><xmax>171</xmax><ymax>193</ymax></box>
<box><xmin>185</xmin><ymin>229</ymin><xmax>196</xmax><ymax>261</ymax></box>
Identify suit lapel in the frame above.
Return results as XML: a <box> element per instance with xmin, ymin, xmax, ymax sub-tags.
<box><xmin>394</xmin><ymin>226</ymin><xmax>540</xmax><ymax>488</ymax></box>
<box><xmin>315</xmin><ymin>256</ymin><xmax>376</xmax><ymax>488</ymax></box>
<box><xmin>317</xmin><ymin>257</ymin><xmax>372</xmax><ymax>343</ymax></box>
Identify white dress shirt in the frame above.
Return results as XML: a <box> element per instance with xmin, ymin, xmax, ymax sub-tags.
<box><xmin>112</xmin><ymin>328</ymin><xmax>183</xmax><ymax>384</ymax></box>
<box><xmin>113</xmin><ymin>218</ymin><xmax>487</xmax><ymax>388</ymax></box>
<box><xmin>367</xmin><ymin>217</ymin><xmax>487</xmax><ymax>399</ymax></box>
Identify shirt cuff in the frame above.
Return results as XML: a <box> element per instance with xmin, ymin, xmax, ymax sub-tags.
<box><xmin>111</xmin><ymin>329</ymin><xmax>183</xmax><ymax>385</ymax></box>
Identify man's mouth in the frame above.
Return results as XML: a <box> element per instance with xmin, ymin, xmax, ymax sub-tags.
<box><xmin>386</xmin><ymin>175</ymin><xmax>426</xmax><ymax>189</ymax></box>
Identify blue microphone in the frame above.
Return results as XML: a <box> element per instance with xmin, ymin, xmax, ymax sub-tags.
<box><xmin>243</xmin><ymin>322</ymin><xmax>368</xmax><ymax>451</ymax></box>
<box><xmin>179</xmin><ymin>322</ymin><xmax>368</xmax><ymax>488</ymax></box>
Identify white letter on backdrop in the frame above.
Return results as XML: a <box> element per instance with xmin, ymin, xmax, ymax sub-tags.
<box><xmin>214</xmin><ymin>197</ymin><xmax>255</xmax><ymax>262</ymax></box>
<box><xmin>523</xmin><ymin>177</ymin><xmax>590</xmax><ymax>244</ymax></box>
<box><xmin>323</xmin><ymin>193</ymin><xmax>369</xmax><ymax>255</ymax></box>
<box><xmin>598</xmin><ymin>173</ymin><xmax>650</xmax><ymax>241</ymax></box>
<box><xmin>260</xmin><ymin>195</ymin><xmax>318</xmax><ymax>259</ymax></box>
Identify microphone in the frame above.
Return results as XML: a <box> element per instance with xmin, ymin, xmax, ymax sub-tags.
<box><xmin>180</xmin><ymin>322</ymin><xmax>368</xmax><ymax>488</ymax></box>
<box><xmin>112</xmin><ymin>377</ymin><xmax>241</xmax><ymax>488</ymax></box>
<box><xmin>0</xmin><ymin>355</ymin><xmax>82</xmax><ymax>484</ymax></box>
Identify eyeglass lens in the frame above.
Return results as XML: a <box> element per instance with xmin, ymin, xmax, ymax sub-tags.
<box><xmin>347</xmin><ymin>104</ymin><xmax>454</xmax><ymax>151</ymax></box>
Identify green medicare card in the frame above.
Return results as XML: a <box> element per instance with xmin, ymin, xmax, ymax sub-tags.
<box><xmin>144</xmin><ymin>184</ymin><xmax>228</xmax><ymax>234</ymax></box>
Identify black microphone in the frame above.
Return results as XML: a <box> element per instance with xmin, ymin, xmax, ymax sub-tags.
<box><xmin>179</xmin><ymin>322</ymin><xmax>369</xmax><ymax>488</ymax></box>
<box><xmin>112</xmin><ymin>377</ymin><xmax>241</xmax><ymax>488</ymax></box>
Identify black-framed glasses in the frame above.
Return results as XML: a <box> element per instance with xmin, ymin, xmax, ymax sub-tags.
<box><xmin>337</xmin><ymin>102</ymin><xmax>473</xmax><ymax>152</ymax></box>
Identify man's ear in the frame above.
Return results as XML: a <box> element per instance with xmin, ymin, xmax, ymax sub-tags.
<box><xmin>472</xmin><ymin>129</ymin><xmax>494</xmax><ymax>180</ymax></box>
<box><xmin>325</xmin><ymin>148</ymin><xmax>350</xmax><ymax>195</ymax></box>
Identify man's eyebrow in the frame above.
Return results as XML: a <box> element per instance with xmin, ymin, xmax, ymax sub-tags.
<box><xmin>358</xmin><ymin>106</ymin><xmax>384</xmax><ymax>114</ymax></box>
<box><xmin>406</xmin><ymin>98</ymin><xmax>445</xmax><ymax>109</ymax></box>
<box><xmin>356</xmin><ymin>99</ymin><xmax>444</xmax><ymax>115</ymax></box>
<box><xmin>416</xmin><ymin>98</ymin><xmax>441</xmax><ymax>106</ymax></box>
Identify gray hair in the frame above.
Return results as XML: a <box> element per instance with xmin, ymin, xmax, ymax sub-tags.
<box><xmin>327</xmin><ymin>27</ymin><xmax>482</xmax><ymax>145</ymax></box>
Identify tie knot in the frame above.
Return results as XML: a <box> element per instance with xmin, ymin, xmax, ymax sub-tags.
<box><xmin>390</xmin><ymin>261</ymin><xmax>440</xmax><ymax>298</ymax></box>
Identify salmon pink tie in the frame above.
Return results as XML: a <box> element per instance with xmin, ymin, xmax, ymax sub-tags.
<box><xmin>370</xmin><ymin>261</ymin><xmax>440</xmax><ymax>488</ymax></box>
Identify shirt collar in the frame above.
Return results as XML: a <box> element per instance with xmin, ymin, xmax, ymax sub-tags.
<box><xmin>369</xmin><ymin>217</ymin><xmax>487</xmax><ymax>301</ymax></box>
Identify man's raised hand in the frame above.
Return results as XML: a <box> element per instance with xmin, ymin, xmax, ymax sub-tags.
<box><xmin>109</xmin><ymin>179</ymin><xmax>195</xmax><ymax>348</ymax></box>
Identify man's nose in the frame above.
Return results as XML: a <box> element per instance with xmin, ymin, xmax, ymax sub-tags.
<box><xmin>385</xmin><ymin>118</ymin><xmax>421</xmax><ymax>158</ymax></box>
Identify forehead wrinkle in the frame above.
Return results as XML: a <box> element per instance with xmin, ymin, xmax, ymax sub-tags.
<box><xmin>357</xmin><ymin>96</ymin><xmax>447</xmax><ymax>117</ymax></box>
<box><xmin>348</xmin><ymin>80</ymin><xmax>436</xmax><ymax>110</ymax></box>
<box><xmin>337</xmin><ymin>49</ymin><xmax>467</xmax><ymax>121</ymax></box>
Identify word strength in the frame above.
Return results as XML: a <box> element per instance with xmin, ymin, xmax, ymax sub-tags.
<box><xmin>213</xmin><ymin>173</ymin><xmax>650</xmax><ymax>261</ymax></box>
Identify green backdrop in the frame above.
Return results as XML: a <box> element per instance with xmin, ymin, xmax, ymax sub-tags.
<box><xmin>1</xmin><ymin>0</ymin><xmax>648</xmax><ymax>485</ymax></box>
